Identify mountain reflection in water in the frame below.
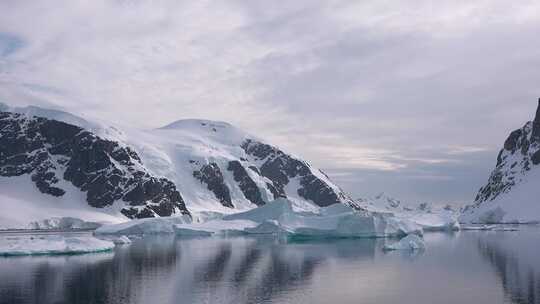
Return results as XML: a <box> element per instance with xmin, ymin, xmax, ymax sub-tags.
<box><xmin>0</xmin><ymin>229</ymin><xmax>539</xmax><ymax>304</ymax></box>
<box><xmin>476</xmin><ymin>228</ymin><xmax>540</xmax><ymax>304</ymax></box>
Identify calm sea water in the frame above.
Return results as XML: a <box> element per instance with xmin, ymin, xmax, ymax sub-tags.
<box><xmin>0</xmin><ymin>227</ymin><xmax>539</xmax><ymax>304</ymax></box>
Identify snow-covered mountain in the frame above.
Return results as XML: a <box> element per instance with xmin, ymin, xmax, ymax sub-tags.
<box><xmin>357</xmin><ymin>193</ymin><xmax>413</xmax><ymax>213</ymax></box>
<box><xmin>0</xmin><ymin>103</ymin><xmax>353</xmax><ymax>228</ymax></box>
<box><xmin>460</xmin><ymin>99</ymin><xmax>540</xmax><ymax>224</ymax></box>
<box><xmin>130</xmin><ymin>119</ymin><xmax>353</xmax><ymax>213</ymax></box>
<box><xmin>356</xmin><ymin>192</ymin><xmax>439</xmax><ymax>213</ymax></box>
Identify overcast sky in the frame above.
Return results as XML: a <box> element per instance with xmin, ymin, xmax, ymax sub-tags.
<box><xmin>1</xmin><ymin>1</ymin><xmax>540</xmax><ymax>205</ymax></box>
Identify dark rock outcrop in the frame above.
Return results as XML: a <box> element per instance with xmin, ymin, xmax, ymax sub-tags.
<box><xmin>0</xmin><ymin>112</ymin><xmax>189</xmax><ymax>219</ymax></box>
<box><xmin>298</xmin><ymin>174</ymin><xmax>350</xmax><ymax>207</ymax></box>
<box><xmin>193</xmin><ymin>162</ymin><xmax>233</xmax><ymax>208</ymax></box>
<box><xmin>241</xmin><ymin>139</ymin><xmax>352</xmax><ymax>207</ymax></box>
<box><xmin>227</xmin><ymin>160</ymin><xmax>265</xmax><ymax>206</ymax></box>
<box><xmin>532</xmin><ymin>98</ymin><xmax>540</xmax><ymax>139</ymax></box>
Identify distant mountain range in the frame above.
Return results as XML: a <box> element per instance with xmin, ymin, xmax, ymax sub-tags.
<box><xmin>356</xmin><ymin>192</ymin><xmax>456</xmax><ymax>214</ymax></box>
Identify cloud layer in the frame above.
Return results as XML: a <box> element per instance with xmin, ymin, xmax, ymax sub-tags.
<box><xmin>1</xmin><ymin>0</ymin><xmax>540</xmax><ymax>204</ymax></box>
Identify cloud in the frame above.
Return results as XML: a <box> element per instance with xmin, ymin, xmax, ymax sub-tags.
<box><xmin>1</xmin><ymin>0</ymin><xmax>539</xmax><ymax>203</ymax></box>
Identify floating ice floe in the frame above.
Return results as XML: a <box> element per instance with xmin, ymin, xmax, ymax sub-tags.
<box><xmin>492</xmin><ymin>227</ymin><xmax>519</xmax><ymax>232</ymax></box>
<box><xmin>96</xmin><ymin>199</ymin><xmax>423</xmax><ymax>238</ymax></box>
<box><xmin>461</xmin><ymin>225</ymin><xmax>497</xmax><ymax>231</ymax></box>
<box><xmin>460</xmin><ymin>225</ymin><xmax>518</xmax><ymax>232</ymax></box>
<box><xmin>383</xmin><ymin>234</ymin><xmax>425</xmax><ymax>251</ymax></box>
<box><xmin>0</xmin><ymin>235</ymin><xmax>115</xmax><ymax>256</ymax></box>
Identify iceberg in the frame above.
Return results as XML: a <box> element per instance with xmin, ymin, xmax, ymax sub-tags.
<box><xmin>383</xmin><ymin>234</ymin><xmax>425</xmax><ymax>251</ymax></box>
<box><xmin>222</xmin><ymin>198</ymin><xmax>295</xmax><ymax>223</ymax></box>
<box><xmin>408</xmin><ymin>212</ymin><xmax>460</xmax><ymax>231</ymax></box>
<box><xmin>94</xmin><ymin>215</ymin><xmax>191</xmax><ymax>235</ymax></box>
<box><xmin>245</xmin><ymin>220</ymin><xmax>292</xmax><ymax>235</ymax></box>
<box><xmin>0</xmin><ymin>235</ymin><xmax>115</xmax><ymax>256</ymax></box>
<box><xmin>174</xmin><ymin>219</ymin><xmax>258</xmax><ymax>237</ymax></box>
<box><xmin>221</xmin><ymin>199</ymin><xmax>421</xmax><ymax>238</ymax></box>
<box><xmin>95</xmin><ymin>199</ymin><xmax>425</xmax><ymax>238</ymax></box>
<box><xmin>111</xmin><ymin>236</ymin><xmax>132</xmax><ymax>244</ymax></box>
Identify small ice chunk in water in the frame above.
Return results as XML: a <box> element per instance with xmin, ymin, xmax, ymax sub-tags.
<box><xmin>111</xmin><ymin>236</ymin><xmax>132</xmax><ymax>245</ymax></box>
<box><xmin>461</xmin><ymin>225</ymin><xmax>497</xmax><ymax>231</ymax></box>
<box><xmin>383</xmin><ymin>234</ymin><xmax>425</xmax><ymax>251</ymax></box>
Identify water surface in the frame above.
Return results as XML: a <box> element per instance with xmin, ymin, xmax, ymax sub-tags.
<box><xmin>0</xmin><ymin>227</ymin><xmax>539</xmax><ymax>304</ymax></box>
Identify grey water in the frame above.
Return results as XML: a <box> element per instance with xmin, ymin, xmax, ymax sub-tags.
<box><xmin>0</xmin><ymin>227</ymin><xmax>539</xmax><ymax>304</ymax></box>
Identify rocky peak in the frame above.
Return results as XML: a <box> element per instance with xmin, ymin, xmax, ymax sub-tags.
<box><xmin>472</xmin><ymin>98</ymin><xmax>540</xmax><ymax>204</ymax></box>
<box><xmin>241</xmin><ymin>139</ymin><xmax>354</xmax><ymax>208</ymax></box>
<box><xmin>532</xmin><ymin>98</ymin><xmax>540</xmax><ymax>139</ymax></box>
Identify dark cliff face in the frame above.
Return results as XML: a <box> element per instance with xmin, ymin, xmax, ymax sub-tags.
<box><xmin>0</xmin><ymin>112</ymin><xmax>189</xmax><ymax>219</ymax></box>
<box><xmin>193</xmin><ymin>162</ymin><xmax>233</xmax><ymax>208</ymax></box>
<box><xmin>532</xmin><ymin>98</ymin><xmax>540</xmax><ymax>139</ymax></box>
<box><xmin>472</xmin><ymin>100</ymin><xmax>540</xmax><ymax>206</ymax></box>
<box><xmin>227</xmin><ymin>160</ymin><xmax>265</xmax><ymax>206</ymax></box>
<box><xmin>241</xmin><ymin>139</ymin><xmax>352</xmax><ymax>207</ymax></box>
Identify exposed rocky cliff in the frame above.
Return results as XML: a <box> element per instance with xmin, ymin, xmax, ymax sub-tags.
<box><xmin>241</xmin><ymin>139</ymin><xmax>350</xmax><ymax>207</ymax></box>
<box><xmin>0</xmin><ymin>111</ymin><xmax>189</xmax><ymax>219</ymax></box>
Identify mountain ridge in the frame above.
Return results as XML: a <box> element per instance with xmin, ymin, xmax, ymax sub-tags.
<box><xmin>0</xmin><ymin>103</ymin><xmax>355</xmax><ymax>228</ymax></box>
<box><xmin>460</xmin><ymin>99</ymin><xmax>540</xmax><ymax>223</ymax></box>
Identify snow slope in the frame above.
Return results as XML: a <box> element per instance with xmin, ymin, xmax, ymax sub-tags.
<box><xmin>0</xmin><ymin>175</ymin><xmax>126</xmax><ymax>230</ymax></box>
<box><xmin>460</xmin><ymin>99</ymin><xmax>540</xmax><ymax>224</ymax></box>
<box><xmin>460</xmin><ymin>167</ymin><xmax>540</xmax><ymax>224</ymax></box>
<box><xmin>125</xmin><ymin>120</ymin><xmax>259</xmax><ymax>213</ymax></box>
<box><xmin>124</xmin><ymin>119</ymin><xmax>352</xmax><ymax>213</ymax></box>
